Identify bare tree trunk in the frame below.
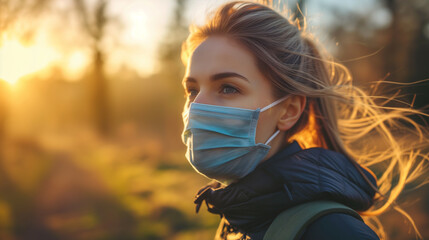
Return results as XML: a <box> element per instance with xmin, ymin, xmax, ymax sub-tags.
<box><xmin>92</xmin><ymin>48</ymin><xmax>109</xmax><ymax>136</ymax></box>
<box><xmin>73</xmin><ymin>0</ymin><xmax>111</xmax><ymax>136</ymax></box>
<box><xmin>384</xmin><ymin>0</ymin><xmax>420</xmax><ymax>84</ymax></box>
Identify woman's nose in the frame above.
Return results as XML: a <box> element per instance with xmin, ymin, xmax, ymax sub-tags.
<box><xmin>193</xmin><ymin>90</ymin><xmax>211</xmax><ymax>105</ymax></box>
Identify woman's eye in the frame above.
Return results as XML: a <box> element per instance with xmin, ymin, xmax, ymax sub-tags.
<box><xmin>186</xmin><ymin>89</ymin><xmax>198</xmax><ymax>98</ymax></box>
<box><xmin>221</xmin><ymin>85</ymin><xmax>239</xmax><ymax>94</ymax></box>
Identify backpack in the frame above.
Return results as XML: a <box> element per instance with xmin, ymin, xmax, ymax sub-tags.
<box><xmin>263</xmin><ymin>200</ymin><xmax>362</xmax><ymax>240</ymax></box>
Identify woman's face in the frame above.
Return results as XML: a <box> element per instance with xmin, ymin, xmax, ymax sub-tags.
<box><xmin>182</xmin><ymin>36</ymin><xmax>283</xmax><ymax>145</ymax></box>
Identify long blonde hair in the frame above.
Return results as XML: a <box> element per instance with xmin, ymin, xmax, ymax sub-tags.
<box><xmin>181</xmin><ymin>1</ymin><xmax>429</xmax><ymax>239</ymax></box>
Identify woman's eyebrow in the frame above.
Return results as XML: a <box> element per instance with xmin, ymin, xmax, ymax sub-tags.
<box><xmin>211</xmin><ymin>72</ymin><xmax>249</xmax><ymax>82</ymax></box>
<box><xmin>182</xmin><ymin>77</ymin><xmax>196</xmax><ymax>85</ymax></box>
<box><xmin>182</xmin><ymin>72</ymin><xmax>249</xmax><ymax>85</ymax></box>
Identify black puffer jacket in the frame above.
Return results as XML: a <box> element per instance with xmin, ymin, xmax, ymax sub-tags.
<box><xmin>194</xmin><ymin>141</ymin><xmax>380</xmax><ymax>240</ymax></box>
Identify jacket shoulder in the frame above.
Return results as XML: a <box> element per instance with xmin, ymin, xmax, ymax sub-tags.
<box><xmin>299</xmin><ymin>213</ymin><xmax>380</xmax><ymax>240</ymax></box>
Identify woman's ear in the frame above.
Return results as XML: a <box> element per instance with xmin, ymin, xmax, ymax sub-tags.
<box><xmin>277</xmin><ymin>95</ymin><xmax>306</xmax><ymax>131</ymax></box>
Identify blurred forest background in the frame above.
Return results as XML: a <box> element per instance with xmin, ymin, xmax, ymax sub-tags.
<box><xmin>0</xmin><ymin>0</ymin><xmax>428</xmax><ymax>239</ymax></box>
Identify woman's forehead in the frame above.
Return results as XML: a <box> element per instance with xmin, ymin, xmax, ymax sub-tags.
<box><xmin>187</xmin><ymin>36</ymin><xmax>259</xmax><ymax>77</ymax></box>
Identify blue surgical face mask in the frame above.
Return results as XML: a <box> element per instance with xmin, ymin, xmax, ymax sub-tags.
<box><xmin>181</xmin><ymin>97</ymin><xmax>288</xmax><ymax>185</ymax></box>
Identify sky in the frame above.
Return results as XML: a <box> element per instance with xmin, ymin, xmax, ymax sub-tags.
<box><xmin>0</xmin><ymin>0</ymin><xmax>388</xmax><ymax>85</ymax></box>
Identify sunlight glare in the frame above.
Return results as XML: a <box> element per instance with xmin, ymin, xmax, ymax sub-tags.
<box><xmin>0</xmin><ymin>39</ymin><xmax>60</xmax><ymax>84</ymax></box>
<box><xmin>63</xmin><ymin>51</ymin><xmax>89</xmax><ymax>80</ymax></box>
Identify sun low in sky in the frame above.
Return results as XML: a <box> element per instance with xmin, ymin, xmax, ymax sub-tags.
<box><xmin>0</xmin><ymin>38</ymin><xmax>59</xmax><ymax>85</ymax></box>
<box><xmin>0</xmin><ymin>0</ymin><xmax>234</xmax><ymax>86</ymax></box>
<box><xmin>0</xmin><ymin>30</ymin><xmax>95</xmax><ymax>85</ymax></box>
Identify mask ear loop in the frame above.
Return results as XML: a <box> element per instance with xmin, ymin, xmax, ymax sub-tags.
<box><xmin>265</xmin><ymin>130</ymin><xmax>280</xmax><ymax>145</ymax></box>
<box><xmin>260</xmin><ymin>96</ymin><xmax>289</xmax><ymax>112</ymax></box>
<box><xmin>260</xmin><ymin>95</ymin><xmax>289</xmax><ymax>145</ymax></box>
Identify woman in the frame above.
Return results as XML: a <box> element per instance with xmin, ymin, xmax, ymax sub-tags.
<box><xmin>180</xmin><ymin>1</ymin><xmax>428</xmax><ymax>239</ymax></box>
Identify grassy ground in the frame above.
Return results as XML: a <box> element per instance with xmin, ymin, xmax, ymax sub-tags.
<box><xmin>0</xmin><ymin>128</ymin><xmax>219</xmax><ymax>240</ymax></box>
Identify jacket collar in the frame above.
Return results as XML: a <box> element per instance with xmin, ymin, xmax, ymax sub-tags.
<box><xmin>194</xmin><ymin>141</ymin><xmax>377</xmax><ymax>234</ymax></box>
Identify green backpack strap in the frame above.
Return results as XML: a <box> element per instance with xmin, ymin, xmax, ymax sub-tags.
<box><xmin>263</xmin><ymin>200</ymin><xmax>362</xmax><ymax>240</ymax></box>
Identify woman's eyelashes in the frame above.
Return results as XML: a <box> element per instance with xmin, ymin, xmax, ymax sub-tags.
<box><xmin>220</xmin><ymin>84</ymin><xmax>240</xmax><ymax>95</ymax></box>
<box><xmin>185</xmin><ymin>87</ymin><xmax>198</xmax><ymax>99</ymax></box>
<box><xmin>184</xmin><ymin>83</ymin><xmax>241</xmax><ymax>100</ymax></box>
